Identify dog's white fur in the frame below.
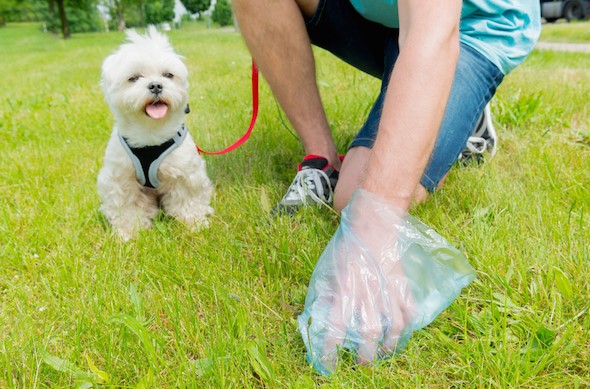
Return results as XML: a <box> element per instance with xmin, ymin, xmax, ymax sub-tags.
<box><xmin>98</xmin><ymin>26</ymin><xmax>213</xmax><ymax>240</ymax></box>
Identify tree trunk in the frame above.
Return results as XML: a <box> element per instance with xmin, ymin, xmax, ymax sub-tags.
<box><xmin>139</xmin><ymin>0</ymin><xmax>145</xmax><ymax>27</ymax></box>
<box><xmin>117</xmin><ymin>11</ymin><xmax>126</xmax><ymax>31</ymax></box>
<box><xmin>56</xmin><ymin>0</ymin><xmax>70</xmax><ymax>38</ymax></box>
<box><xmin>47</xmin><ymin>0</ymin><xmax>58</xmax><ymax>33</ymax></box>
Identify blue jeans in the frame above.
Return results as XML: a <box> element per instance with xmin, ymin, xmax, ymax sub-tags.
<box><xmin>306</xmin><ymin>0</ymin><xmax>504</xmax><ymax>191</ymax></box>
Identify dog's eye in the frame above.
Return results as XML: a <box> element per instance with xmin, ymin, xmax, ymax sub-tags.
<box><xmin>163</xmin><ymin>72</ymin><xmax>174</xmax><ymax>79</ymax></box>
<box><xmin>128</xmin><ymin>75</ymin><xmax>140</xmax><ymax>83</ymax></box>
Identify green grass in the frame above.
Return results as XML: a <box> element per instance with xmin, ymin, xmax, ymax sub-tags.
<box><xmin>540</xmin><ymin>20</ymin><xmax>590</xmax><ymax>43</ymax></box>
<box><xmin>1</xmin><ymin>22</ymin><xmax>589</xmax><ymax>388</ymax></box>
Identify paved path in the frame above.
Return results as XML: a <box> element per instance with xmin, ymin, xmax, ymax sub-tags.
<box><xmin>535</xmin><ymin>41</ymin><xmax>590</xmax><ymax>53</ymax></box>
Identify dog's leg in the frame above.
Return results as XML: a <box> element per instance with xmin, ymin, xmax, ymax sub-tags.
<box><xmin>158</xmin><ymin>138</ymin><xmax>214</xmax><ymax>231</ymax></box>
<box><xmin>98</xmin><ymin>166</ymin><xmax>159</xmax><ymax>241</ymax></box>
<box><xmin>160</xmin><ymin>169</ymin><xmax>214</xmax><ymax>231</ymax></box>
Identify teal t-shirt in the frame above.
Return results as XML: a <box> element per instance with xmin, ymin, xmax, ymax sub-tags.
<box><xmin>348</xmin><ymin>0</ymin><xmax>541</xmax><ymax>75</ymax></box>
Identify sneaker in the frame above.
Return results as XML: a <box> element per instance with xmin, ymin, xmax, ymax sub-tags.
<box><xmin>459</xmin><ymin>103</ymin><xmax>497</xmax><ymax>164</ymax></box>
<box><xmin>271</xmin><ymin>155</ymin><xmax>340</xmax><ymax>216</ymax></box>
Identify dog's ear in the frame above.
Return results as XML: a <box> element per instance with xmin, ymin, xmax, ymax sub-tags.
<box><xmin>185</xmin><ymin>104</ymin><xmax>190</xmax><ymax>114</ymax></box>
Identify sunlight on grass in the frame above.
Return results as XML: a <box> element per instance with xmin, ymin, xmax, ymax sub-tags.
<box><xmin>0</xmin><ymin>22</ymin><xmax>589</xmax><ymax>387</ymax></box>
<box><xmin>541</xmin><ymin>20</ymin><xmax>590</xmax><ymax>43</ymax></box>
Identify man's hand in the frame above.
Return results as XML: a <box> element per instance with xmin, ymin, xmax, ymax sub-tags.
<box><xmin>298</xmin><ymin>189</ymin><xmax>476</xmax><ymax>375</ymax></box>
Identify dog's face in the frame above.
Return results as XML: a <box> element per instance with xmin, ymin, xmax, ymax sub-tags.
<box><xmin>101</xmin><ymin>27</ymin><xmax>189</xmax><ymax>133</ymax></box>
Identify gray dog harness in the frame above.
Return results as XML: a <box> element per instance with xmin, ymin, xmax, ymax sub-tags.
<box><xmin>118</xmin><ymin>125</ymin><xmax>188</xmax><ymax>189</ymax></box>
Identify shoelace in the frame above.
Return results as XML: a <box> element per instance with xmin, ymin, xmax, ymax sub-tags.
<box><xmin>464</xmin><ymin>136</ymin><xmax>488</xmax><ymax>154</ymax></box>
<box><xmin>284</xmin><ymin>168</ymin><xmax>333</xmax><ymax>204</ymax></box>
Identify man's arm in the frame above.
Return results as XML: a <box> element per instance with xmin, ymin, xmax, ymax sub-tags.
<box><xmin>361</xmin><ymin>0</ymin><xmax>462</xmax><ymax>211</ymax></box>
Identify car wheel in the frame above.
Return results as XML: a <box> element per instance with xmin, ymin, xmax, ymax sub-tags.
<box><xmin>564</xmin><ymin>0</ymin><xmax>584</xmax><ymax>21</ymax></box>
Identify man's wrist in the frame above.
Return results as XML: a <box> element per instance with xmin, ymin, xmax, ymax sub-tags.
<box><xmin>359</xmin><ymin>182</ymin><xmax>412</xmax><ymax>212</ymax></box>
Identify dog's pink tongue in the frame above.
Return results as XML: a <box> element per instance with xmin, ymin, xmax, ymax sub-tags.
<box><xmin>146</xmin><ymin>102</ymin><xmax>168</xmax><ymax>120</ymax></box>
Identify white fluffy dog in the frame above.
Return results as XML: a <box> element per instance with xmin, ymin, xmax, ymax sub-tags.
<box><xmin>98</xmin><ymin>27</ymin><xmax>213</xmax><ymax>240</ymax></box>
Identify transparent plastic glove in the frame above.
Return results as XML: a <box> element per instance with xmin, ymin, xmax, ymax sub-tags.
<box><xmin>297</xmin><ymin>189</ymin><xmax>476</xmax><ymax>375</ymax></box>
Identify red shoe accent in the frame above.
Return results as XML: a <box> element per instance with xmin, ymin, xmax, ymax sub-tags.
<box><xmin>298</xmin><ymin>154</ymin><xmax>344</xmax><ymax>171</ymax></box>
<box><xmin>302</xmin><ymin>154</ymin><xmax>325</xmax><ymax>161</ymax></box>
<box><xmin>298</xmin><ymin>155</ymin><xmax>332</xmax><ymax>172</ymax></box>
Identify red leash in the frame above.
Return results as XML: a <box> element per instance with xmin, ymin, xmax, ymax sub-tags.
<box><xmin>197</xmin><ymin>60</ymin><xmax>259</xmax><ymax>155</ymax></box>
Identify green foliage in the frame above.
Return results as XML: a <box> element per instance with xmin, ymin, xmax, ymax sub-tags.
<box><xmin>1</xmin><ymin>0</ymin><xmax>45</xmax><ymax>24</ymax></box>
<box><xmin>180</xmin><ymin>0</ymin><xmax>210</xmax><ymax>14</ymax></box>
<box><xmin>0</xmin><ymin>22</ymin><xmax>589</xmax><ymax>387</ymax></box>
<box><xmin>103</xmin><ymin>0</ymin><xmax>144</xmax><ymax>30</ymax></box>
<box><xmin>144</xmin><ymin>0</ymin><xmax>174</xmax><ymax>25</ymax></box>
<box><xmin>212</xmin><ymin>0</ymin><xmax>232</xmax><ymax>27</ymax></box>
<box><xmin>41</xmin><ymin>0</ymin><xmax>102</xmax><ymax>33</ymax></box>
<box><xmin>102</xmin><ymin>0</ymin><xmax>174</xmax><ymax>30</ymax></box>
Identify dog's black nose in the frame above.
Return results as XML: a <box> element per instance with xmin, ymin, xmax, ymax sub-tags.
<box><xmin>148</xmin><ymin>82</ymin><xmax>163</xmax><ymax>94</ymax></box>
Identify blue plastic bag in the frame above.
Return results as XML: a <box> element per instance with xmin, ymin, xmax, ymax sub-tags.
<box><xmin>298</xmin><ymin>189</ymin><xmax>476</xmax><ymax>375</ymax></box>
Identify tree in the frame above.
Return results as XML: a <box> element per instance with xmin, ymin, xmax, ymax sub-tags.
<box><xmin>0</xmin><ymin>0</ymin><xmax>21</xmax><ymax>27</ymax></box>
<box><xmin>211</xmin><ymin>0</ymin><xmax>231</xmax><ymax>27</ymax></box>
<box><xmin>100</xmin><ymin>0</ymin><xmax>135</xmax><ymax>31</ymax></box>
<box><xmin>42</xmin><ymin>0</ymin><xmax>101</xmax><ymax>37</ymax></box>
<box><xmin>112</xmin><ymin>0</ymin><xmax>125</xmax><ymax>30</ymax></box>
<box><xmin>2</xmin><ymin>0</ymin><xmax>99</xmax><ymax>33</ymax></box>
<box><xmin>103</xmin><ymin>0</ymin><xmax>130</xmax><ymax>31</ymax></box>
<box><xmin>1</xmin><ymin>0</ymin><xmax>49</xmax><ymax>26</ymax></box>
<box><xmin>179</xmin><ymin>0</ymin><xmax>210</xmax><ymax>15</ymax></box>
<box><xmin>144</xmin><ymin>0</ymin><xmax>174</xmax><ymax>25</ymax></box>
<box><xmin>55</xmin><ymin>0</ymin><xmax>70</xmax><ymax>37</ymax></box>
<box><xmin>103</xmin><ymin>0</ymin><xmax>193</xmax><ymax>30</ymax></box>
<box><xmin>0</xmin><ymin>0</ymin><xmax>12</xmax><ymax>27</ymax></box>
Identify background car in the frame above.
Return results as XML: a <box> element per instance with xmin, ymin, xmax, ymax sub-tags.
<box><xmin>541</xmin><ymin>0</ymin><xmax>590</xmax><ymax>22</ymax></box>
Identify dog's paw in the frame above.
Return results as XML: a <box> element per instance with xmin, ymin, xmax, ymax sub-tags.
<box><xmin>101</xmin><ymin>209</ymin><xmax>155</xmax><ymax>241</ymax></box>
<box><xmin>112</xmin><ymin>220</ymin><xmax>150</xmax><ymax>241</ymax></box>
<box><xmin>174</xmin><ymin>205</ymin><xmax>214</xmax><ymax>232</ymax></box>
<box><xmin>188</xmin><ymin>217</ymin><xmax>210</xmax><ymax>232</ymax></box>
<box><xmin>116</xmin><ymin>228</ymin><xmax>135</xmax><ymax>242</ymax></box>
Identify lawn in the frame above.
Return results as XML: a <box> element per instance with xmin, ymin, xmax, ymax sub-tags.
<box><xmin>540</xmin><ymin>20</ymin><xmax>590</xmax><ymax>43</ymax></box>
<box><xmin>0</xmin><ymin>22</ymin><xmax>589</xmax><ymax>388</ymax></box>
